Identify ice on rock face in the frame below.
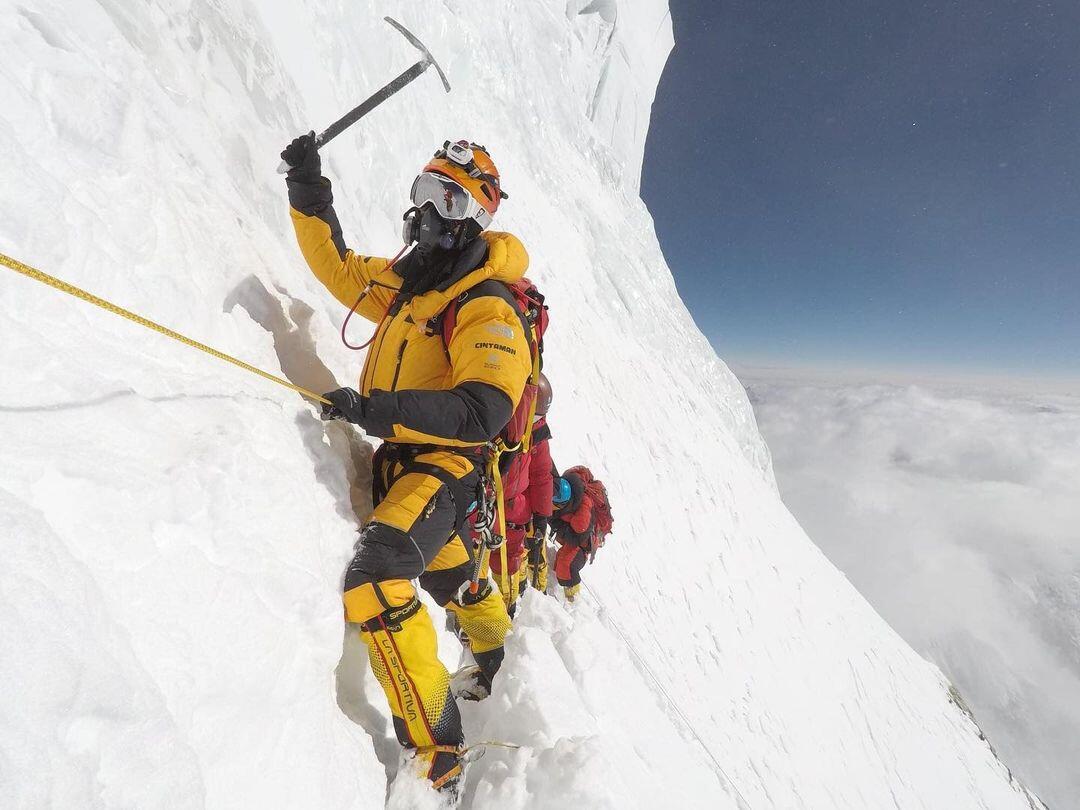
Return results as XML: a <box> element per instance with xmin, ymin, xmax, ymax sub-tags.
<box><xmin>0</xmin><ymin>2</ymin><xmax>1044</xmax><ymax>809</ymax></box>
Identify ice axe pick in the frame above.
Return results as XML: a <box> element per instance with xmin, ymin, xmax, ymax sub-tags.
<box><xmin>277</xmin><ymin>16</ymin><xmax>450</xmax><ymax>174</ymax></box>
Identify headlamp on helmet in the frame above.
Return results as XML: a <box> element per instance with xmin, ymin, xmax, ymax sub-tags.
<box><xmin>444</xmin><ymin>140</ymin><xmax>475</xmax><ymax>168</ymax></box>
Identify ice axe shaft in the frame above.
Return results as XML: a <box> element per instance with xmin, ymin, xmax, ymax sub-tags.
<box><xmin>317</xmin><ymin>61</ymin><xmax>428</xmax><ymax>146</ymax></box>
<box><xmin>468</xmin><ymin>545</ymin><xmax>490</xmax><ymax>595</ymax></box>
<box><xmin>277</xmin><ymin>17</ymin><xmax>450</xmax><ymax>174</ymax></box>
<box><xmin>277</xmin><ymin>60</ymin><xmax>432</xmax><ymax>174</ymax></box>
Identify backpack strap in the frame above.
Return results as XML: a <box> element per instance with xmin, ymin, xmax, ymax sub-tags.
<box><xmin>438</xmin><ymin>279</ymin><xmax>531</xmax><ymax>350</ymax></box>
<box><xmin>437</xmin><ymin>279</ymin><xmax>541</xmax><ymax>448</ymax></box>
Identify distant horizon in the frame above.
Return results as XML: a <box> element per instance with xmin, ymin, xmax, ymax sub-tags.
<box><xmin>728</xmin><ymin>354</ymin><xmax>1080</xmax><ymax>395</ymax></box>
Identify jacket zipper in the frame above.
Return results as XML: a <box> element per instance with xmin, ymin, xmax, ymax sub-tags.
<box><xmin>362</xmin><ymin>313</ymin><xmax>393</xmax><ymax>392</ymax></box>
<box><xmin>389</xmin><ymin>336</ymin><xmax>408</xmax><ymax>391</ymax></box>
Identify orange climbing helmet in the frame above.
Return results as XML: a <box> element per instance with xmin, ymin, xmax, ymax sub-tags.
<box><xmin>410</xmin><ymin>140</ymin><xmax>508</xmax><ymax>231</ymax></box>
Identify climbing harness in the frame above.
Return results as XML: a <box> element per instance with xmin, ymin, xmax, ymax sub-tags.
<box><xmin>0</xmin><ymin>252</ymin><xmax>330</xmax><ymax>405</ymax></box>
<box><xmin>372</xmin><ymin>442</ymin><xmax>478</xmax><ymax>544</ymax></box>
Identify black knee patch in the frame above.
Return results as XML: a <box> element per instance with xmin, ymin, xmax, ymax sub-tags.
<box><xmin>344</xmin><ymin>522</ymin><xmax>426</xmax><ymax>592</ymax></box>
<box><xmin>418</xmin><ymin>562</ymin><xmax>472</xmax><ymax>606</ymax></box>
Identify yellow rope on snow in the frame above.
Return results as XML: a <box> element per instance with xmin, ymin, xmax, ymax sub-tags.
<box><xmin>0</xmin><ymin>252</ymin><xmax>331</xmax><ymax>405</ymax></box>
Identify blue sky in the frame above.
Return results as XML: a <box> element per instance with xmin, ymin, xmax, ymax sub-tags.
<box><xmin>641</xmin><ymin>0</ymin><xmax>1079</xmax><ymax>378</ymax></box>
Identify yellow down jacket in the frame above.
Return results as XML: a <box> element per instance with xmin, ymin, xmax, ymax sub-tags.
<box><xmin>289</xmin><ymin>192</ymin><xmax>532</xmax><ymax>451</ymax></box>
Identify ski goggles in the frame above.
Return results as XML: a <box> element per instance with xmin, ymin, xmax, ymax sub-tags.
<box><xmin>409</xmin><ymin>171</ymin><xmax>493</xmax><ymax>230</ymax></box>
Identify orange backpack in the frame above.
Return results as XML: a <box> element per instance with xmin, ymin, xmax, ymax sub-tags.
<box><xmin>564</xmin><ymin>465</ymin><xmax>613</xmax><ymax>542</ymax></box>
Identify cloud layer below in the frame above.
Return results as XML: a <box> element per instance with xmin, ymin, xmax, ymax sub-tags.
<box><xmin>742</xmin><ymin>369</ymin><xmax>1080</xmax><ymax>809</ymax></box>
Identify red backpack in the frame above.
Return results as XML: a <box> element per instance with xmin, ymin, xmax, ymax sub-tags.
<box><xmin>440</xmin><ymin>277</ymin><xmax>548</xmax><ymax>448</ymax></box>
<box><xmin>564</xmin><ymin>465</ymin><xmax>613</xmax><ymax>544</ymax></box>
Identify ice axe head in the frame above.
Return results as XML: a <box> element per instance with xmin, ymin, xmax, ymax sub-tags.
<box><xmin>384</xmin><ymin>17</ymin><xmax>451</xmax><ymax>93</ymax></box>
<box><xmin>277</xmin><ymin>17</ymin><xmax>452</xmax><ymax>175</ymax></box>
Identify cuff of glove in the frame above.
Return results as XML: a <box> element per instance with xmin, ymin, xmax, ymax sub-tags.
<box><xmin>286</xmin><ymin>175</ymin><xmax>332</xmax><ymax>212</ymax></box>
<box><xmin>361</xmin><ymin>391</ymin><xmax>400</xmax><ymax>439</ymax></box>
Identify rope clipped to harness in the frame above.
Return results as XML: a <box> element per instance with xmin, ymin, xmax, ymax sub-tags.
<box><xmin>461</xmin><ymin>440</ymin><xmax>516</xmax><ymax>598</ymax></box>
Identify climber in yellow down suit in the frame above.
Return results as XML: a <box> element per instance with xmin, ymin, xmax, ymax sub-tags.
<box><xmin>282</xmin><ymin>132</ymin><xmax>532</xmax><ymax>793</ymax></box>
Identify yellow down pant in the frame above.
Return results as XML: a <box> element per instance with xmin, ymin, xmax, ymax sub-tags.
<box><xmin>341</xmin><ymin>448</ymin><xmax>511</xmax><ymax>778</ymax></box>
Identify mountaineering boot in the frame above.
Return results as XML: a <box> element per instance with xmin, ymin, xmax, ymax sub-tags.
<box><xmin>392</xmin><ymin>744</ymin><xmax>464</xmax><ymax>805</ymax></box>
<box><xmin>526</xmin><ymin>557</ymin><xmax>548</xmax><ymax>592</ymax></box>
<box><xmin>563</xmin><ymin>582</ymin><xmax>581</xmax><ymax>602</ymax></box>
<box><xmin>450</xmin><ymin>664</ymin><xmax>490</xmax><ymax>702</ymax></box>
<box><xmin>414</xmin><ymin>745</ymin><xmax>464</xmax><ymax>796</ymax></box>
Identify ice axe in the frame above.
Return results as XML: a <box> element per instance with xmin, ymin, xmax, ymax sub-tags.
<box><xmin>277</xmin><ymin>16</ymin><xmax>450</xmax><ymax>174</ymax></box>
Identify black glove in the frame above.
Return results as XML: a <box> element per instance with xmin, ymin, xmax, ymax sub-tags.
<box><xmin>280</xmin><ymin>131</ymin><xmax>321</xmax><ymax>181</ymax></box>
<box><xmin>321</xmin><ymin>387</ymin><xmax>366</xmax><ymax>424</ymax></box>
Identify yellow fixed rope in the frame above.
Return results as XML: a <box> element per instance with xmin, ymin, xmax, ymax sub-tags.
<box><xmin>0</xmin><ymin>252</ymin><xmax>331</xmax><ymax>406</ymax></box>
<box><xmin>492</xmin><ymin>448</ymin><xmax>510</xmax><ymax>597</ymax></box>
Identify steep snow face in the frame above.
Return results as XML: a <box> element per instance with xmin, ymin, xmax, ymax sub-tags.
<box><xmin>0</xmin><ymin>2</ymin><xmax>1042</xmax><ymax>809</ymax></box>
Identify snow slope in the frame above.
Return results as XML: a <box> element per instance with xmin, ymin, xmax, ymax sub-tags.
<box><xmin>0</xmin><ymin>1</ymin><xmax>1044</xmax><ymax>808</ymax></box>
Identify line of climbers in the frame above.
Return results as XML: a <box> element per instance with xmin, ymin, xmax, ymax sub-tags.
<box><xmin>281</xmin><ymin>134</ymin><xmax>615</xmax><ymax>798</ymax></box>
